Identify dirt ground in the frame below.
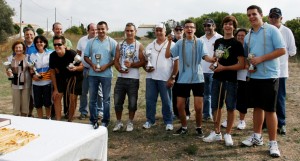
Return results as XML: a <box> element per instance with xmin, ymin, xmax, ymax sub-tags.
<box><xmin>0</xmin><ymin>63</ymin><xmax>300</xmax><ymax>161</ymax></box>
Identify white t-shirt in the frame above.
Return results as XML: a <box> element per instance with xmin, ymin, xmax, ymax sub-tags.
<box><xmin>278</xmin><ymin>24</ymin><xmax>297</xmax><ymax>78</ymax></box>
<box><xmin>77</xmin><ymin>35</ymin><xmax>92</xmax><ymax>68</ymax></box>
<box><xmin>146</xmin><ymin>39</ymin><xmax>177</xmax><ymax>81</ymax></box>
<box><xmin>200</xmin><ymin>32</ymin><xmax>223</xmax><ymax>73</ymax></box>
<box><xmin>117</xmin><ymin>40</ymin><xmax>142</xmax><ymax>79</ymax></box>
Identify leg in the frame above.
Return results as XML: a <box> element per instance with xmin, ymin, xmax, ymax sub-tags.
<box><xmin>276</xmin><ymin>78</ymin><xmax>286</xmax><ymax>128</ymax></box>
<box><xmin>194</xmin><ymin>96</ymin><xmax>203</xmax><ymax>127</ymax></box>
<box><xmin>253</xmin><ymin>108</ymin><xmax>264</xmax><ymax>134</ymax></box>
<box><xmin>114</xmin><ymin>78</ymin><xmax>126</xmax><ymax>121</ymax></box>
<box><xmin>203</xmin><ymin>73</ymin><xmax>213</xmax><ymax>119</ymax></box>
<box><xmin>97</xmin><ymin>83</ymin><xmax>104</xmax><ymax>115</ymax></box>
<box><xmin>158</xmin><ymin>80</ymin><xmax>173</xmax><ymax>125</ymax></box>
<box><xmin>54</xmin><ymin>93</ymin><xmax>63</xmax><ymax>120</ymax></box>
<box><xmin>21</xmin><ymin>88</ymin><xmax>30</xmax><ymax>116</ymax></box>
<box><xmin>226</xmin><ymin>110</ymin><xmax>235</xmax><ymax>134</ymax></box>
<box><xmin>172</xmin><ymin>83</ymin><xmax>179</xmax><ymax>117</ymax></box>
<box><xmin>145</xmin><ymin>78</ymin><xmax>158</xmax><ymax>124</ymax></box>
<box><xmin>177</xmin><ymin>97</ymin><xmax>187</xmax><ymax>127</ymax></box>
<box><xmin>68</xmin><ymin>94</ymin><xmax>78</xmax><ymax>122</ymax></box>
<box><xmin>266</xmin><ymin>111</ymin><xmax>278</xmax><ymax>141</ymax></box>
<box><xmin>127</xmin><ymin>79</ymin><xmax>139</xmax><ymax>121</ymax></box>
<box><xmin>79</xmin><ymin>68</ymin><xmax>89</xmax><ymax>116</ymax></box>
<box><xmin>89</xmin><ymin>76</ymin><xmax>100</xmax><ymax>124</ymax></box>
<box><xmin>100</xmin><ymin>77</ymin><xmax>112</xmax><ymax>125</ymax></box>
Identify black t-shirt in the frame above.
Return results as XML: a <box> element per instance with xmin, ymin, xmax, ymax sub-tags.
<box><xmin>49</xmin><ymin>49</ymin><xmax>83</xmax><ymax>80</ymax></box>
<box><xmin>213</xmin><ymin>38</ymin><xmax>244</xmax><ymax>82</ymax></box>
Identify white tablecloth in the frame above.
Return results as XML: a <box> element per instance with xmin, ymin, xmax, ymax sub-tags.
<box><xmin>0</xmin><ymin>114</ymin><xmax>107</xmax><ymax>161</ymax></box>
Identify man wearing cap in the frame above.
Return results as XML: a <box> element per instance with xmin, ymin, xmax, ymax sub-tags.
<box><xmin>268</xmin><ymin>7</ymin><xmax>297</xmax><ymax>136</ymax></box>
<box><xmin>142</xmin><ymin>23</ymin><xmax>178</xmax><ymax>131</ymax></box>
<box><xmin>241</xmin><ymin>5</ymin><xmax>285</xmax><ymax>158</ymax></box>
<box><xmin>200</xmin><ymin>18</ymin><xmax>223</xmax><ymax>122</ymax></box>
<box><xmin>167</xmin><ymin>20</ymin><xmax>209</xmax><ymax>137</ymax></box>
<box><xmin>171</xmin><ymin>23</ymin><xmax>191</xmax><ymax>121</ymax></box>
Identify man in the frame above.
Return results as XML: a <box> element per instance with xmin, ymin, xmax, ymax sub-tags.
<box><xmin>172</xmin><ymin>23</ymin><xmax>191</xmax><ymax>121</ymax></box>
<box><xmin>49</xmin><ymin>35</ymin><xmax>83</xmax><ymax>121</ymax></box>
<box><xmin>113</xmin><ymin>23</ymin><xmax>145</xmax><ymax>132</ymax></box>
<box><xmin>200</xmin><ymin>18</ymin><xmax>223</xmax><ymax>122</ymax></box>
<box><xmin>241</xmin><ymin>5</ymin><xmax>286</xmax><ymax>158</ymax></box>
<box><xmin>77</xmin><ymin>23</ymin><xmax>103</xmax><ymax>120</ymax></box>
<box><xmin>268</xmin><ymin>7</ymin><xmax>297</xmax><ymax>136</ymax></box>
<box><xmin>167</xmin><ymin>20</ymin><xmax>208</xmax><ymax>137</ymax></box>
<box><xmin>142</xmin><ymin>23</ymin><xmax>177</xmax><ymax>131</ymax></box>
<box><xmin>48</xmin><ymin>22</ymin><xmax>73</xmax><ymax>119</ymax></box>
<box><xmin>84</xmin><ymin>21</ymin><xmax>117</xmax><ymax>129</ymax></box>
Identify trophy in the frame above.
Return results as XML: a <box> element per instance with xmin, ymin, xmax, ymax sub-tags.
<box><xmin>3</xmin><ymin>61</ymin><xmax>14</xmax><ymax>80</ymax></box>
<box><xmin>121</xmin><ymin>49</ymin><xmax>134</xmax><ymax>71</ymax></box>
<box><xmin>28</xmin><ymin>61</ymin><xmax>43</xmax><ymax>79</ymax></box>
<box><xmin>144</xmin><ymin>49</ymin><xmax>154</xmax><ymax>70</ymax></box>
<box><xmin>95</xmin><ymin>54</ymin><xmax>102</xmax><ymax>71</ymax></box>
<box><xmin>247</xmin><ymin>53</ymin><xmax>257</xmax><ymax>73</ymax></box>
<box><xmin>167</xmin><ymin>20</ymin><xmax>176</xmax><ymax>37</ymax></box>
<box><xmin>210</xmin><ymin>49</ymin><xmax>224</xmax><ymax>70</ymax></box>
<box><xmin>68</xmin><ymin>54</ymin><xmax>82</xmax><ymax>69</ymax></box>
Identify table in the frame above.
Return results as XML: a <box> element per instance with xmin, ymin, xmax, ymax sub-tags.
<box><xmin>0</xmin><ymin>114</ymin><xmax>107</xmax><ymax>161</ymax></box>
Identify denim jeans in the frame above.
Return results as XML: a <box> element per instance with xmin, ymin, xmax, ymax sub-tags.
<box><xmin>114</xmin><ymin>78</ymin><xmax>139</xmax><ymax>112</ymax></box>
<box><xmin>203</xmin><ymin>73</ymin><xmax>213</xmax><ymax>118</ymax></box>
<box><xmin>88</xmin><ymin>76</ymin><xmax>112</xmax><ymax>124</ymax></box>
<box><xmin>211</xmin><ymin>79</ymin><xmax>237</xmax><ymax>110</ymax></box>
<box><xmin>276</xmin><ymin>77</ymin><xmax>286</xmax><ymax>127</ymax></box>
<box><xmin>79</xmin><ymin>68</ymin><xmax>103</xmax><ymax>115</ymax></box>
<box><xmin>146</xmin><ymin>78</ymin><xmax>173</xmax><ymax>124</ymax></box>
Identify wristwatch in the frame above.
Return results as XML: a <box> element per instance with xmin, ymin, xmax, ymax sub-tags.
<box><xmin>171</xmin><ymin>75</ymin><xmax>176</xmax><ymax>79</ymax></box>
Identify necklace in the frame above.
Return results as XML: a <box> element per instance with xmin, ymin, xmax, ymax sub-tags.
<box><xmin>153</xmin><ymin>39</ymin><xmax>167</xmax><ymax>53</ymax></box>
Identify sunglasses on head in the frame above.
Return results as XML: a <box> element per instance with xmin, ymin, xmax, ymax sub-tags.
<box><xmin>203</xmin><ymin>24</ymin><xmax>212</xmax><ymax>27</ymax></box>
<box><xmin>175</xmin><ymin>28</ymin><xmax>183</xmax><ymax>31</ymax></box>
<box><xmin>53</xmin><ymin>43</ymin><xmax>63</xmax><ymax>47</ymax></box>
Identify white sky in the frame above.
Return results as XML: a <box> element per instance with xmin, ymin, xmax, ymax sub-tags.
<box><xmin>6</xmin><ymin>0</ymin><xmax>300</xmax><ymax>32</ymax></box>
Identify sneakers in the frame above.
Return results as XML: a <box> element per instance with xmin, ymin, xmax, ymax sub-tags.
<box><xmin>242</xmin><ymin>133</ymin><xmax>263</xmax><ymax>146</ymax></box>
<box><xmin>113</xmin><ymin>121</ymin><xmax>123</xmax><ymax>132</ymax></box>
<box><xmin>224</xmin><ymin>133</ymin><xmax>233</xmax><ymax>146</ymax></box>
<box><xmin>93</xmin><ymin>122</ymin><xmax>99</xmax><ymax>129</ymax></box>
<box><xmin>269</xmin><ymin>141</ymin><xmax>281</xmax><ymax>157</ymax></box>
<box><xmin>237</xmin><ymin>120</ymin><xmax>246</xmax><ymax>130</ymax></box>
<box><xmin>186</xmin><ymin>115</ymin><xmax>190</xmax><ymax>120</ymax></box>
<box><xmin>277</xmin><ymin>125</ymin><xmax>286</xmax><ymax>136</ymax></box>
<box><xmin>101</xmin><ymin>122</ymin><xmax>109</xmax><ymax>127</ymax></box>
<box><xmin>166</xmin><ymin>124</ymin><xmax>174</xmax><ymax>131</ymax></box>
<box><xmin>79</xmin><ymin>114</ymin><xmax>87</xmax><ymax>120</ymax></box>
<box><xmin>173</xmin><ymin>127</ymin><xmax>188</xmax><ymax>135</ymax></box>
<box><xmin>126</xmin><ymin>121</ymin><xmax>134</xmax><ymax>132</ymax></box>
<box><xmin>221</xmin><ymin>120</ymin><xmax>227</xmax><ymax>128</ymax></box>
<box><xmin>143</xmin><ymin>121</ymin><xmax>155</xmax><ymax>129</ymax></box>
<box><xmin>203</xmin><ymin>131</ymin><xmax>222</xmax><ymax>142</ymax></box>
<box><xmin>196</xmin><ymin>128</ymin><xmax>204</xmax><ymax>138</ymax></box>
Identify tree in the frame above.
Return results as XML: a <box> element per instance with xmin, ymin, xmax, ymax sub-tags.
<box><xmin>36</xmin><ymin>28</ymin><xmax>44</xmax><ymax>36</ymax></box>
<box><xmin>285</xmin><ymin>19</ymin><xmax>300</xmax><ymax>57</ymax></box>
<box><xmin>0</xmin><ymin>0</ymin><xmax>15</xmax><ymax>43</ymax></box>
<box><xmin>13</xmin><ymin>24</ymin><xmax>20</xmax><ymax>34</ymax></box>
<box><xmin>79</xmin><ymin>23</ymin><xmax>87</xmax><ymax>35</ymax></box>
<box><xmin>64</xmin><ymin>26</ymin><xmax>83</xmax><ymax>35</ymax></box>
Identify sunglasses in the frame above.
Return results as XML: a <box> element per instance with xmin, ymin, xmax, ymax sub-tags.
<box><xmin>203</xmin><ymin>24</ymin><xmax>212</xmax><ymax>27</ymax></box>
<box><xmin>53</xmin><ymin>43</ymin><xmax>63</xmax><ymax>47</ymax></box>
<box><xmin>175</xmin><ymin>28</ymin><xmax>183</xmax><ymax>31</ymax></box>
<box><xmin>36</xmin><ymin>41</ymin><xmax>44</xmax><ymax>44</ymax></box>
<box><xmin>247</xmin><ymin>13</ymin><xmax>258</xmax><ymax>17</ymax></box>
<box><xmin>269</xmin><ymin>14</ymin><xmax>280</xmax><ymax>19</ymax></box>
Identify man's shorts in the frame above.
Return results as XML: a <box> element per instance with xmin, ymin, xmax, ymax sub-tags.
<box><xmin>211</xmin><ymin>79</ymin><xmax>237</xmax><ymax>110</ymax></box>
<box><xmin>176</xmin><ymin>83</ymin><xmax>204</xmax><ymax>98</ymax></box>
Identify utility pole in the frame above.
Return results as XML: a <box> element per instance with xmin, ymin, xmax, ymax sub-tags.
<box><xmin>47</xmin><ymin>17</ymin><xmax>49</xmax><ymax>37</ymax></box>
<box><xmin>55</xmin><ymin>7</ymin><xmax>56</xmax><ymax>22</ymax></box>
<box><xmin>19</xmin><ymin>0</ymin><xmax>22</xmax><ymax>38</ymax></box>
<box><xmin>71</xmin><ymin>16</ymin><xmax>72</xmax><ymax>27</ymax></box>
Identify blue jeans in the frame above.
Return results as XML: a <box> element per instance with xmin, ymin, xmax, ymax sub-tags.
<box><xmin>88</xmin><ymin>76</ymin><xmax>112</xmax><ymax>124</ymax></box>
<box><xmin>79</xmin><ymin>68</ymin><xmax>103</xmax><ymax>115</ymax></box>
<box><xmin>203</xmin><ymin>73</ymin><xmax>213</xmax><ymax>118</ymax></box>
<box><xmin>146</xmin><ymin>78</ymin><xmax>173</xmax><ymax>124</ymax></box>
<box><xmin>276</xmin><ymin>77</ymin><xmax>286</xmax><ymax>127</ymax></box>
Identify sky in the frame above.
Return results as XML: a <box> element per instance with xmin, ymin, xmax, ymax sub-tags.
<box><xmin>6</xmin><ymin>0</ymin><xmax>300</xmax><ymax>32</ymax></box>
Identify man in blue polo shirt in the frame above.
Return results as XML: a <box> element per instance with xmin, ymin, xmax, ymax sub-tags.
<box><xmin>241</xmin><ymin>5</ymin><xmax>285</xmax><ymax>158</ymax></box>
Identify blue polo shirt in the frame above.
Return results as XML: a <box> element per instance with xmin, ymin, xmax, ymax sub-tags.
<box><xmin>26</xmin><ymin>42</ymin><xmax>37</xmax><ymax>56</ymax></box>
<box><xmin>244</xmin><ymin>23</ymin><xmax>285</xmax><ymax>79</ymax></box>
<box><xmin>84</xmin><ymin>36</ymin><xmax>117</xmax><ymax>77</ymax></box>
<box><xmin>171</xmin><ymin>38</ymin><xmax>208</xmax><ymax>84</ymax></box>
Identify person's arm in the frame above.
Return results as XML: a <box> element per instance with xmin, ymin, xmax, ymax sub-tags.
<box><xmin>250</xmin><ymin>48</ymin><xmax>285</xmax><ymax>66</ymax></box>
<box><xmin>77</xmin><ymin>50</ymin><xmax>82</xmax><ymax>56</ymax></box>
<box><xmin>166</xmin><ymin>59</ymin><xmax>179</xmax><ymax>88</ymax></box>
<box><xmin>50</xmin><ymin>68</ymin><xmax>59</xmax><ymax>101</ymax></box>
<box><xmin>165</xmin><ymin>35</ymin><xmax>173</xmax><ymax>58</ymax></box>
<box><xmin>214</xmin><ymin>56</ymin><xmax>245</xmax><ymax>72</ymax></box>
<box><xmin>202</xmin><ymin>55</ymin><xmax>217</xmax><ymax>63</ymax></box>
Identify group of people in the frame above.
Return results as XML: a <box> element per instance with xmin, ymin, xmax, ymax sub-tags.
<box><xmin>5</xmin><ymin>5</ymin><xmax>296</xmax><ymax>158</ymax></box>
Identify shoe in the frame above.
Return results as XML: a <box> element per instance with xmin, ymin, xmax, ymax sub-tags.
<box><xmin>242</xmin><ymin>133</ymin><xmax>263</xmax><ymax>146</ymax></box>
<box><xmin>126</xmin><ymin>121</ymin><xmax>134</xmax><ymax>132</ymax></box>
<box><xmin>166</xmin><ymin>124</ymin><xmax>174</xmax><ymax>131</ymax></box>
<box><xmin>237</xmin><ymin>120</ymin><xmax>246</xmax><ymax>130</ymax></box>
<box><xmin>221</xmin><ymin>120</ymin><xmax>227</xmax><ymax>128</ymax></box>
<box><xmin>196</xmin><ymin>128</ymin><xmax>205</xmax><ymax>138</ymax></box>
<box><xmin>79</xmin><ymin>114</ymin><xmax>87</xmax><ymax>120</ymax></box>
<box><xmin>93</xmin><ymin>122</ymin><xmax>99</xmax><ymax>129</ymax></box>
<box><xmin>269</xmin><ymin>141</ymin><xmax>281</xmax><ymax>157</ymax></box>
<box><xmin>113</xmin><ymin>121</ymin><xmax>123</xmax><ymax>132</ymax></box>
<box><xmin>186</xmin><ymin>115</ymin><xmax>190</xmax><ymax>120</ymax></box>
<box><xmin>143</xmin><ymin>121</ymin><xmax>155</xmax><ymax>129</ymax></box>
<box><xmin>173</xmin><ymin>127</ymin><xmax>188</xmax><ymax>135</ymax></box>
<box><xmin>101</xmin><ymin>122</ymin><xmax>109</xmax><ymax>127</ymax></box>
<box><xmin>277</xmin><ymin>125</ymin><xmax>286</xmax><ymax>136</ymax></box>
<box><xmin>224</xmin><ymin>133</ymin><xmax>234</xmax><ymax>146</ymax></box>
<box><xmin>203</xmin><ymin>131</ymin><xmax>222</xmax><ymax>142</ymax></box>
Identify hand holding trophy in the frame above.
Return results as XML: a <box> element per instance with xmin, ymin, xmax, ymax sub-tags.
<box><xmin>28</xmin><ymin>61</ymin><xmax>43</xmax><ymax>79</ymax></box>
<box><xmin>210</xmin><ymin>49</ymin><xmax>224</xmax><ymax>71</ymax></box>
<box><xmin>3</xmin><ymin>61</ymin><xmax>14</xmax><ymax>80</ymax></box>
<box><xmin>247</xmin><ymin>53</ymin><xmax>257</xmax><ymax>73</ymax></box>
<box><xmin>68</xmin><ymin>54</ymin><xmax>81</xmax><ymax>70</ymax></box>
<box><xmin>121</xmin><ymin>50</ymin><xmax>134</xmax><ymax>72</ymax></box>
<box><xmin>94</xmin><ymin>54</ymin><xmax>102</xmax><ymax>71</ymax></box>
<box><xmin>167</xmin><ymin>19</ymin><xmax>176</xmax><ymax>38</ymax></box>
<box><xmin>144</xmin><ymin>49</ymin><xmax>154</xmax><ymax>70</ymax></box>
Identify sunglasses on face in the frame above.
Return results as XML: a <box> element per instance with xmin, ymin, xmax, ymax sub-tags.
<box><xmin>269</xmin><ymin>14</ymin><xmax>280</xmax><ymax>19</ymax></box>
<box><xmin>175</xmin><ymin>28</ymin><xmax>183</xmax><ymax>31</ymax></box>
<box><xmin>203</xmin><ymin>24</ymin><xmax>212</xmax><ymax>27</ymax></box>
<box><xmin>247</xmin><ymin>13</ymin><xmax>258</xmax><ymax>17</ymax></box>
<box><xmin>53</xmin><ymin>43</ymin><xmax>63</xmax><ymax>47</ymax></box>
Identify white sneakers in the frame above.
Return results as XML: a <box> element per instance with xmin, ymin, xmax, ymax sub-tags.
<box><xmin>221</xmin><ymin>120</ymin><xmax>246</xmax><ymax>130</ymax></box>
<box><xmin>269</xmin><ymin>141</ymin><xmax>281</xmax><ymax>157</ymax></box>
<box><xmin>143</xmin><ymin>121</ymin><xmax>155</xmax><ymax>129</ymax></box>
<box><xmin>165</xmin><ymin>124</ymin><xmax>173</xmax><ymax>131</ymax></box>
<box><xmin>203</xmin><ymin>131</ymin><xmax>222</xmax><ymax>142</ymax></box>
<box><xmin>113</xmin><ymin>121</ymin><xmax>134</xmax><ymax>132</ymax></box>
<box><xmin>224</xmin><ymin>133</ymin><xmax>233</xmax><ymax>146</ymax></box>
<box><xmin>242</xmin><ymin>133</ymin><xmax>263</xmax><ymax>146</ymax></box>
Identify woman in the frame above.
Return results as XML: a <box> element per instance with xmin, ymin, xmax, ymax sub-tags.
<box><xmin>29</xmin><ymin>36</ymin><xmax>53</xmax><ymax>119</ymax></box>
<box><xmin>7</xmin><ymin>41</ymin><xmax>32</xmax><ymax>116</ymax></box>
